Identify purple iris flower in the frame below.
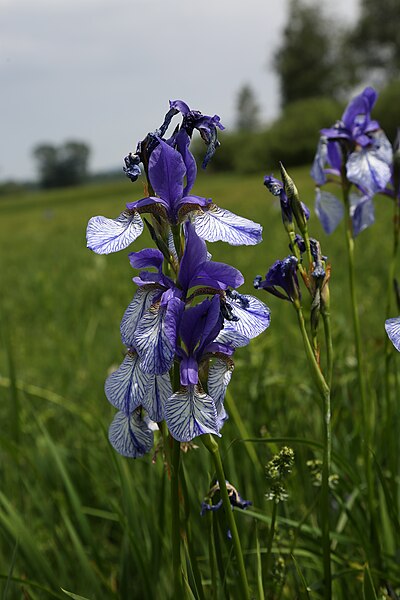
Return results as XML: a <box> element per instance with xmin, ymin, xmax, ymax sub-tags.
<box><xmin>87</xmin><ymin>138</ymin><xmax>262</xmax><ymax>255</ymax></box>
<box><xmin>311</xmin><ymin>87</ymin><xmax>393</xmax><ymax>236</ymax></box>
<box><xmin>385</xmin><ymin>317</ymin><xmax>400</xmax><ymax>352</ymax></box>
<box><xmin>254</xmin><ymin>256</ymin><xmax>300</xmax><ymax>302</ymax></box>
<box><xmin>264</xmin><ymin>174</ymin><xmax>310</xmax><ymax>228</ymax></box>
<box><xmin>170</xmin><ymin>99</ymin><xmax>225</xmax><ymax>169</ymax></box>
<box><xmin>165</xmin><ymin>295</ymin><xmax>233</xmax><ymax>441</ymax></box>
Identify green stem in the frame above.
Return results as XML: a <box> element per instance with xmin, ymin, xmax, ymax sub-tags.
<box><xmin>171</xmin><ymin>435</ymin><xmax>182</xmax><ymax>597</ymax></box>
<box><xmin>202</xmin><ymin>434</ymin><xmax>250</xmax><ymax>600</ymax></box>
<box><xmin>265</xmin><ymin>501</ymin><xmax>277</xmax><ymax>578</ymax></box>
<box><xmin>342</xmin><ymin>186</ymin><xmax>377</xmax><ymax>554</ymax></box>
<box><xmin>224</xmin><ymin>389</ymin><xmax>264</xmax><ymax>470</ymax></box>
<box><xmin>321</xmin><ymin>309</ymin><xmax>333</xmax><ymax>390</ymax></box>
<box><xmin>295</xmin><ymin>304</ymin><xmax>332</xmax><ymax>600</ymax></box>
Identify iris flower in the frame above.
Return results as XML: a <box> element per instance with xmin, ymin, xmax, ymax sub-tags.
<box><xmin>311</xmin><ymin>87</ymin><xmax>393</xmax><ymax>236</ymax></box>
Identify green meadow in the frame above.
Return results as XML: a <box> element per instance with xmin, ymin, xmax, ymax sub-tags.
<box><xmin>0</xmin><ymin>167</ymin><xmax>399</xmax><ymax>598</ymax></box>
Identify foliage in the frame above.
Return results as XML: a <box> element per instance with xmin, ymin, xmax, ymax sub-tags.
<box><xmin>345</xmin><ymin>0</ymin><xmax>400</xmax><ymax>86</ymax></box>
<box><xmin>0</xmin><ymin>171</ymin><xmax>400</xmax><ymax>597</ymax></box>
<box><xmin>235</xmin><ymin>84</ymin><xmax>261</xmax><ymax>131</ymax></box>
<box><xmin>33</xmin><ymin>141</ymin><xmax>90</xmax><ymax>189</ymax></box>
<box><xmin>374</xmin><ymin>80</ymin><xmax>400</xmax><ymax>143</ymax></box>
<box><xmin>273</xmin><ymin>0</ymin><xmax>345</xmax><ymax>106</ymax></box>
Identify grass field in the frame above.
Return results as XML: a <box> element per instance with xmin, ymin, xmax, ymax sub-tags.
<box><xmin>0</xmin><ymin>166</ymin><xmax>399</xmax><ymax>598</ymax></box>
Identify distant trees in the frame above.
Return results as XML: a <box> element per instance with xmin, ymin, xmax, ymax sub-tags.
<box><xmin>273</xmin><ymin>0</ymin><xmax>344</xmax><ymax>107</ymax></box>
<box><xmin>33</xmin><ymin>141</ymin><xmax>90</xmax><ymax>189</ymax></box>
<box><xmin>235</xmin><ymin>84</ymin><xmax>260</xmax><ymax>131</ymax></box>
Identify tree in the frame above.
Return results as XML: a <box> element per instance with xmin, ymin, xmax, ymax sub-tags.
<box><xmin>345</xmin><ymin>0</ymin><xmax>400</xmax><ymax>86</ymax></box>
<box><xmin>273</xmin><ymin>0</ymin><xmax>345</xmax><ymax>106</ymax></box>
<box><xmin>235</xmin><ymin>84</ymin><xmax>260</xmax><ymax>131</ymax></box>
<box><xmin>33</xmin><ymin>140</ymin><xmax>90</xmax><ymax>188</ymax></box>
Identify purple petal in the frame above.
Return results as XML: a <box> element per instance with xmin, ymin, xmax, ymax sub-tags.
<box><xmin>165</xmin><ymin>385</ymin><xmax>219</xmax><ymax>442</ymax></box>
<box><xmin>315</xmin><ymin>189</ymin><xmax>344</xmax><ymax>234</ymax></box>
<box><xmin>350</xmin><ymin>192</ymin><xmax>375</xmax><ymax>237</ymax></box>
<box><xmin>126</xmin><ymin>196</ymin><xmax>169</xmax><ymax>213</ymax></box>
<box><xmin>194</xmin><ymin>261</ymin><xmax>244</xmax><ymax>291</ymax></box>
<box><xmin>385</xmin><ymin>317</ymin><xmax>400</xmax><ymax>352</ymax></box>
<box><xmin>311</xmin><ymin>137</ymin><xmax>328</xmax><ymax>185</ymax></box>
<box><xmin>192</xmin><ymin>204</ymin><xmax>262</xmax><ymax>246</ymax></box>
<box><xmin>180</xmin><ymin>295</ymin><xmax>222</xmax><ymax>357</ymax></box>
<box><xmin>105</xmin><ymin>352</ymin><xmax>150</xmax><ymax>413</ymax></box>
<box><xmin>226</xmin><ymin>293</ymin><xmax>271</xmax><ymax>339</ymax></box>
<box><xmin>342</xmin><ymin>87</ymin><xmax>377</xmax><ymax>130</ymax></box>
<box><xmin>108</xmin><ymin>410</ymin><xmax>154</xmax><ymax>458</ymax></box>
<box><xmin>134</xmin><ymin>298</ymin><xmax>184</xmax><ymax>374</ymax></box>
<box><xmin>175</xmin><ymin>129</ymin><xmax>197</xmax><ymax>196</ymax></box>
<box><xmin>178</xmin><ymin>221</ymin><xmax>208</xmax><ymax>291</ymax></box>
<box><xmin>346</xmin><ymin>142</ymin><xmax>392</xmax><ymax>196</ymax></box>
<box><xmin>148</xmin><ymin>140</ymin><xmax>186</xmax><ymax>208</ymax></box>
<box><xmin>208</xmin><ymin>357</ymin><xmax>234</xmax><ymax>428</ymax></box>
<box><xmin>129</xmin><ymin>248</ymin><xmax>164</xmax><ymax>271</ymax></box>
<box><xmin>142</xmin><ymin>372</ymin><xmax>172</xmax><ymax>423</ymax></box>
<box><xmin>86</xmin><ymin>211</ymin><xmax>144</xmax><ymax>254</ymax></box>
<box><xmin>180</xmin><ymin>356</ymin><xmax>199</xmax><ymax>386</ymax></box>
<box><xmin>121</xmin><ymin>287</ymin><xmax>161</xmax><ymax>347</ymax></box>
<box><xmin>169</xmin><ymin>99</ymin><xmax>191</xmax><ymax>115</ymax></box>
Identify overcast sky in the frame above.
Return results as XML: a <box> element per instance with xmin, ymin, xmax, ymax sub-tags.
<box><xmin>1</xmin><ymin>0</ymin><xmax>359</xmax><ymax>181</ymax></box>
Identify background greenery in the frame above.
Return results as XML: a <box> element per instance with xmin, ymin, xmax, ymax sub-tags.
<box><xmin>0</xmin><ymin>165</ymin><xmax>399</xmax><ymax>598</ymax></box>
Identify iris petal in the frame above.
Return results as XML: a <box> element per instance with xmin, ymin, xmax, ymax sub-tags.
<box><xmin>315</xmin><ymin>189</ymin><xmax>344</xmax><ymax>234</ymax></box>
<box><xmin>142</xmin><ymin>372</ymin><xmax>172</xmax><ymax>423</ymax></box>
<box><xmin>108</xmin><ymin>410</ymin><xmax>154</xmax><ymax>458</ymax></box>
<box><xmin>346</xmin><ymin>142</ymin><xmax>392</xmax><ymax>196</ymax></box>
<box><xmin>120</xmin><ymin>287</ymin><xmax>161</xmax><ymax>347</ymax></box>
<box><xmin>385</xmin><ymin>317</ymin><xmax>400</xmax><ymax>352</ymax></box>
<box><xmin>86</xmin><ymin>211</ymin><xmax>144</xmax><ymax>254</ymax></box>
<box><xmin>105</xmin><ymin>352</ymin><xmax>150</xmax><ymax>413</ymax></box>
<box><xmin>134</xmin><ymin>298</ymin><xmax>184</xmax><ymax>375</ymax></box>
<box><xmin>226</xmin><ymin>294</ymin><xmax>270</xmax><ymax>339</ymax></box>
<box><xmin>208</xmin><ymin>357</ymin><xmax>234</xmax><ymax>428</ymax></box>
<box><xmin>192</xmin><ymin>204</ymin><xmax>262</xmax><ymax>246</ymax></box>
<box><xmin>165</xmin><ymin>385</ymin><xmax>219</xmax><ymax>442</ymax></box>
<box><xmin>350</xmin><ymin>192</ymin><xmax>375</xmax><ymax>237</ymax></box>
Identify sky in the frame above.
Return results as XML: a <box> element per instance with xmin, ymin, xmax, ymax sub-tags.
<box><xmin>1</xmin><ymin>0</ymin><xmax>359</xmax><ymax>182</ymax></box>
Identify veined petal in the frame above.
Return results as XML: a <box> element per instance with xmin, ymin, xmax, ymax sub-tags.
<box><xmin>105</xmin><ymin>352</ymin><xmax>150</xmax><ymax>414</ymax></box>
<box><xmin>86</xmin><ymin>211</ymin><xmax>144</xmax><ymax>254</ymax></box>
<box><xmin>192</xmin><ymin>204</ymin><xmax>262</xmax><ymax>246</ymax></box>
<box><xmin>315</xmin><ymin>189</ymin><xmax>344</xmax><ymax>234</ymax></box>
<box><xmin>121</xmin><ymin>287</ymin><xmax>161</xmax><ymax>347</ymax></box>
<box><xmin>385</xmin><ymin>317</ymin><xmax>400</xmax><ymax>352</ymax></box>
<box><xmin>347</xmin><ymin>145</ymin><xmax>392</xmax><ymax>195</ymax></box>
<box><xmin>165</xmin><ymin>385</ymin><xmax>219</xmax><ymax>442</ymax></box>
<box><xmin>142</xmin><ymin>372</ymin><xmax>172</xmax><ymax>423</ymax></box>
<box><xmin>208</xmin><ymin>357</ymin><xmax>234</xmax><ymax>428</ymax></box>
<box><xmin>310</xmin><ymin>137</ymin><xmax>328</xmax><ymax>185</ymax></box>
<box><xmin>350</xmin><ymin>192</ymin><xmax>375</xmax><ymax>237</ymax></box>
<box><xmin>134</xmin><ymin>298</ymin><xmax>184</xmax><ymax>374</ymax></box>
<box><xmin>108</xmin><ymin>410</ymin><xmax>154</xmax><ymax>458</ymax></box>
<box><xmin>226</xmin><ymin>293</ymin><xmax>270</xmax><ymax>339</ymax></box>
<box><xmin>215</xmin><ymin>327</ymin><xmax>250</xmax><ymax>348</ymax></box>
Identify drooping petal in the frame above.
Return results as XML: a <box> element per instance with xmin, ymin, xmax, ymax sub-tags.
<box><xmin>120</xmin><ymin>287</ymin><xmax>161</xmax><ymax>347</ymax></box>
<box><xmin>385</xmin><ymin>317</ymin><xmax>400</xmax><ymax>352</ymax></box>
<box><xmin>214</xmin><ymin>327</ymin><xmax>250</xmax><ymax>348</ymax></box>
<box><xmin>208</xmin><ymin>357</ymin><xmax>234</xmax><ymax>426</ymax></box>
<box><xmin>310</xmin><ymin>137</ymin><xmax>328</xmax><ymax>185</ymax></box>
<box><xmin>225</xmin><ymin>292</ymin><xmax>271</xmax><ymax>339</ymax></box>
<box><xmin>108</xmin><ymin>410</ymin><xmax>154</xmax><ymax>458</ymax></box>
<box><xmin>192</xmin><ymin>204</ymin><xmax>262</xmax><ymax>246</ymax></box>
<box><xmin>142</xmin><ymin>372</ymin><xmax>172</xmax><ymax>423</ymax></box>
<box><xmin>165</xmin><ymin>385</ymin><xmax>219</xmax><ymax>442</ymax></box>
<box><xmin>105</xmin><ymin>352</ymin><xmax>150</xmax><ymax>413</ymax></box>
<box><xmin>346</xmin><ymin>144</ymin><xmax>392</xmax><ymax>196</ymax></box>
<box><xmin>350</xmin><ymin>192</ymin><xmax>375</xmax><ymax>237</ymax></box>
<box><xmin>194</xmin><ymin>261</ymin><xmax>244</xmax><ymax>291</ymax></box>
<box><xmin>315</xmin><ymin>189</ymin><xmax>344</xmax><ymax>234</ymax></box>
<box><xmin>134</xmin><ymin>298</ymin><xmax>184</xmax><ymax>374</ymax></box>
<box><xmin>86</xmin><ymin>211</ymin><xmax>144</xmax><ymax>254</ymax></box>
<box><xmin>148</xmin><ymin>140</ymin><xmax>186</xmax><ymax>208</ymax></box>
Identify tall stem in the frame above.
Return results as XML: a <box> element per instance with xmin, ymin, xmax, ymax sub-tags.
<box><xmin>342</xmin><ymin>187</ymin><xmax>377</xmax><ymax>548</ymax></box>
<box><xmin>202</xmin><ymin>434</ymin><xmax>250</xmax><ymax>600</ymax></box>
<box><xmin>295</xmin><ymin>304</ymin><xmax>331</xmax><ymax>600</ymax></box>
<box><xmin>171</xmin><ymin>435</ymin><xmax>182</xmax><ymax>596</ymax></box>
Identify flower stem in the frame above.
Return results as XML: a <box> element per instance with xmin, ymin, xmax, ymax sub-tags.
<box><xmin>295</xmin><ymin>304</ymin><xmax>332</xmax><ymax>600</ymax></box>
<box><xmin>201</xmin><ymin>434</ymin><xmax>250</xmax><ymax>600</ymax></box>
<box><xmin>170</xmin><ymin>435</ymin><xmax>182</xmax><ymax>596</ymax></box>
<box><xmin>265</xmin><ymin>501</ymin><xmax>277</xmax><ymax>579</ymax></box>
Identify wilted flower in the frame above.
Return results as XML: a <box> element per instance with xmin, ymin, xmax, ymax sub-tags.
<box><xmin>254</xmin><ymin>256</ymin><xmax>300</xmax><ymax>303</ymax></box>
